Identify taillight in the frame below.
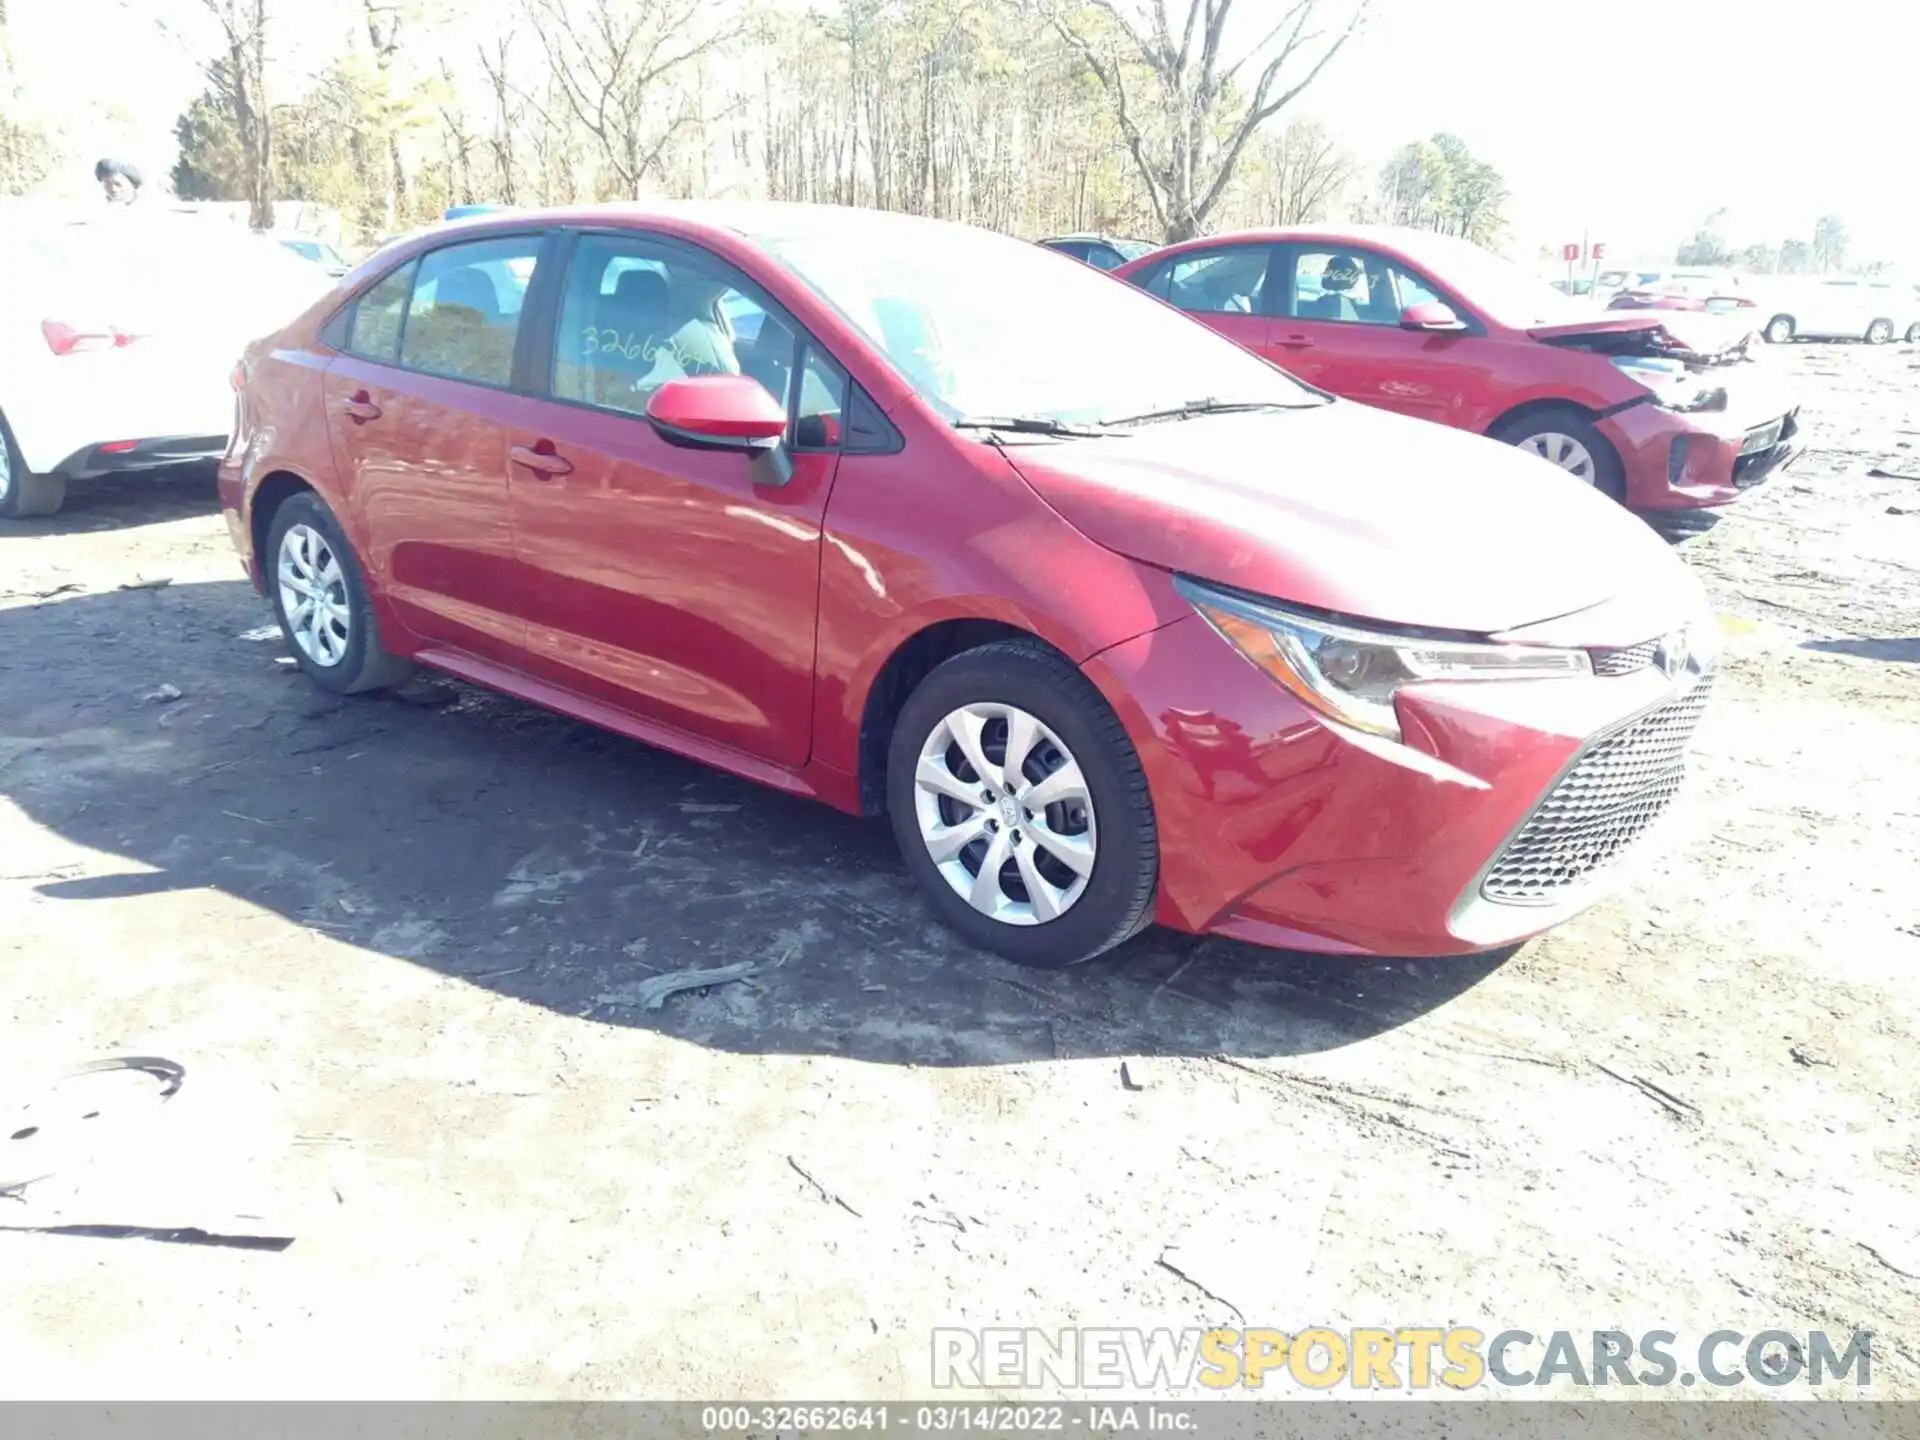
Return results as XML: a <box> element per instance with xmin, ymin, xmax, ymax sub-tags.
<box><xmin>231</xmin><ymin>359</ymin><xmax>250</xmax><ymax>392</ymax></box>
<box><xmin>42</xmin><ymin>320</ymin><xmax>137</xmax><ymax>355</ymax></box>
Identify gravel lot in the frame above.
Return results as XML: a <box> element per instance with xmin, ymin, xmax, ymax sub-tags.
<box><xmin>1</xmin><ymin>343</ymin><xmax>1916</xmax><ymax>1410</ymax></box>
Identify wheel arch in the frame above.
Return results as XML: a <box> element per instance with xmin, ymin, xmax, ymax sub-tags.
<box><xmin>854</xmin><ymin>617</ymin><xmax>1067</xmax><ymax>816</ymax></box>
<box><xmin>1485</xmin><ymin>396</ymin><xmax>1601</xmax><ymax>440</ymax></box>
<box><xmin>249</xmin><ymin>468</ymin><xmax>320</xmax><ymax>575</ymax></box>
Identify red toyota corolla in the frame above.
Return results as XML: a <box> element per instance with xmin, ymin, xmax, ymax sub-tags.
<box><xmin>1113</xmin><ymin>226</ymin><xmax>1801</xmax><ymax>511</ymax></box>
<box><xmin>220</xmin><ymin>202</ymin><xmax>1717</xmax><ymax>967</ymax></box>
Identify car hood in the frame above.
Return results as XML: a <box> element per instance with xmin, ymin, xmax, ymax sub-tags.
<box><xmin>998</xmin><ymin>401</ymin><xmax>1699</xmax><ymax>637</ymax></box>
<box><xmin>1528</xmin><ymin>310</ymin><xmax>1753</xmax><ymax>361</ymax></box>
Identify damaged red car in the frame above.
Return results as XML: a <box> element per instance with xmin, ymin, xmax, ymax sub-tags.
<box><xmin>1115</xmin><ymin>227</ymin><xmax>1801</xmax><ymax>510</ymax></box>
<box><xmin>221</xmin><ymin>204</ymin><xmax>1718</xmax><ymax>968</ymax></box>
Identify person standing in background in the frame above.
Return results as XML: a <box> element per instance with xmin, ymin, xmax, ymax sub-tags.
<box><xmin>94</xmin><ymin>157</ymin><xmax>142</xmax><ymax>204</ymax></box>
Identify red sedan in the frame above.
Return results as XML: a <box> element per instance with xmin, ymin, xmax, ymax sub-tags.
<box><xmin>220</xmin><ymin>203</ymin><xmax>1716</xmax><ymax>966</ymax></box>
<box><xmin>1114</xmin><ymin>227</ymin><xmax>1801</xmax><ymax>510</ymax></box>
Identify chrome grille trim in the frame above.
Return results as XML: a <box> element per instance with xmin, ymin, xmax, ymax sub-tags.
<box><xmin>1480</xmin><ymin>674</ymin><xmax>1714</xmax><ymax>905</ymax></box>
<box><xmin>1590</xmin><ymin>639</ymin><xmax>1659</xmax><ymax>677</ymax></box>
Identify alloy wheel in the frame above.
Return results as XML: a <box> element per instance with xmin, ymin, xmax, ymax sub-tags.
<box><xmin>277</xmin><ymin>522</ymin><xmax>352</xmax><ymax>668</ymax></box>
<box><xmin>1765</xmin><ymin>317</ymin><xmax>1793</xmax><ymax>344</ymax></box>
<box><xmin>1867</xmin><ymin>320</ymin><xmax>1893</xmax><ymax>345</ymax></box>
<box><xmin>1518</xmin><ymin>430</ymin><xmax>1598</xmax><ymax>483</ymax></box>
<box><xmin>912</xmin><ymin>701</ymin><xmax>1097</xmax><ymax>926</ymax></box>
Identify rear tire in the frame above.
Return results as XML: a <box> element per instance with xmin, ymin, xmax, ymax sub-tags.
<box><xmin>1763</xmin><ymin>314</ymin><xmax>1795</xmax><ymax>344</ymax></box>
<box><xmin>1907</xmin><ymin>323</ymin><xmax>1920</xmax><ymax>344</ymax></box>
<box><xmin>1492</xmin><ymin>407</ymin><xmax>1627</xmax><ymax>503</ymax></box>
<box><xmin>886</xmin><ymin>640</ymin><xmax>1158</xmax><ymax>969</ymax></box>
<box><xmin>264</xmin><ymin>491</ymin><xmax>413</xmax><ymax>695</ymax></box>
<box><xmin>0</xmin><ymin>411</ymin><xmax>68</xmax><ymax>519</ymax></box>
<box><xmin>1866</xmin><ymin>319</ymin><xmax>1894</xmax><ymax>345</ymax></box>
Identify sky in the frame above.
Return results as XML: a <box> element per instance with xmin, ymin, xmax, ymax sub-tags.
<box><xmin>10</xmin><ymin>0</ymin><xmax>1916</xmax><ymax>269</ymax></box>
<box><xmin>1301</xmin><ymin>0</ymin><xmax>1920</xmax><ymax>266</ymax></box>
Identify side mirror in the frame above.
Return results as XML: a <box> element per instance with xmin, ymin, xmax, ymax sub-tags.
<box><xmin>646</xmin><ymin>374</ymin><xmax>794</xmax><ymax>485</ymax></box>
<box><xmin>1400</xmin><ymin>301</ymin><xmax>1466</xmax><ymax>332</ymax></box>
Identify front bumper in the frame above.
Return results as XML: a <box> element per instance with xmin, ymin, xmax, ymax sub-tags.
<box><xmin>1599</xmin><ymin>398</ymin><xmax>1802</xmax><ymax>510</ymax></box>
<box><xmin>1084</xmin><ymin>613</ymin><xmax>1713</xmax><ymax>957</ymax></box>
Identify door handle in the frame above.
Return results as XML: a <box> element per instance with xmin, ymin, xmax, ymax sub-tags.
<box><xmin>509</xmin><ymin>443</ymin><xmax>574</xmax><ymax>478</ymax></box>
<box><xmin>1274</xmin><ymin>334</ymin><xmax>1315</xmax><ymax>349</ymax></box>
<box><xmin>341</xmin><ymin>391</ymin><xmax>382</xmax><ymax>422</ymax></box>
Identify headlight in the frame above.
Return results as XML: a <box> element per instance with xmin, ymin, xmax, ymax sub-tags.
<box><xmin>1610</xmin><ymin>356</ymin><xmax>1727</xmax><ymax>412</ymax></box>
<box><xmin>1177</xmin><ymin>577</ymin><xmax>1591</xmax><ymax>741</ymax></box>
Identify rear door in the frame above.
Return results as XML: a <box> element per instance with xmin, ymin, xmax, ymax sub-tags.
<box><xmin>1133</xmin><ymin>243</ymin><xmax>1280</xmax><ymax>363</ymax></box>
<box><xmin>1267</xmin><ymin>243</ymin><xmax>1479</xmax><ymax>429</ymax></box>
<box><xmin>321</xmin><ymin>231</ymin><xmax>554</xmax><ymax>668</ymax></box>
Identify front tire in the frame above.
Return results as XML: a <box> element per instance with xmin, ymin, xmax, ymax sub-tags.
<box><xmin>1492</xmin><ymin>408</ymin><xmax>1627</xmax><ymax>503</ymax></box>
<box><xmin>1866</xmin><ymin>319</ymin><xmax>1894</xmax><ymax>345</ymax></box>
<box><xmin>1763</xmin><ymin>314</ymin><xmax>1795</xmax><ymax>344</ymax></box>
<box><xmin>264</xmin><ymin>491</ymin><xmax>413</xmax><ymax>695</ymax></box>
<box><xmin>1906</xmin><ymin>322</ymin><xmax>1920</xmax><ymax>344</ymax></box>
<box><xmin>886</xmin><ymin>640</ymin><xmax>1158</xmax><ymax>968</ymax></box>
<box><xmin>0</xmin><ymin>411</ymin><xmax>68</xmax><ymax>519</ymax></box>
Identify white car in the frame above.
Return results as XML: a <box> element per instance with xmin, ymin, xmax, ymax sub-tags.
<box><xmin>0</xmin><ymin>211</ymin><xmax>333</xmax><ymax>518</ymax></box>
<box><xmin>1757</xmin><ymin>277</ymin><xmax>1920</xmax><ymax>345</ymax></box>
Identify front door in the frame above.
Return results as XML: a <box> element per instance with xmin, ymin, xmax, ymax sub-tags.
<box><xmin>1267</xmin><ymin>244</ymin><xmax>1474</xmax><ymax>430</ymax></box>
<box><xmin>321</xmin><ymin>232</ymin><xmax>550</xmax><ymax>668</ymax></box>
<box><xmin>506</xmin><ymin>231</ymin><xmax>848</xmax><ymax>768</ymax></box>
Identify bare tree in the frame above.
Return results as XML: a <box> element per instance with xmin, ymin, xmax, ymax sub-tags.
<box><xmin>362</xmin><ymin>0</ymin><xmax>409</xmax><ymax>228</ymax></box>
<box><xmin>527</xmin><ymin>0</ymin><xmax>745</xmax><ymax>198</ymax></box>
<box><xmin>1048</xmin><ymin>0</ymin><xmax>1367</xmax><ymax>242</ymax></box>
<box><xmin>1812</xmin><ymin>214</ymin><xmax>1848</xmax><ymax>273</ymax></box>
<box><xmin>1251</xmin><ymin>115</ymin><xmax>1348</xmax><ymax>224</ymax></box>
<box><xmin>201</xmin><ymin>0</ymin><xmax>274</xmax><ymax>229</ymax></box>
<box><xmin>478</xmin><ymin>33</ymin><xmax>523</xmax><ymax>204</ymax></box>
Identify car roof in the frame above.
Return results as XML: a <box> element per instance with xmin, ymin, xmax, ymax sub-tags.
<box><xmin>432</xmin><ymin>199</ymin><xmax>997</xmax><ymax>247</ymax></box>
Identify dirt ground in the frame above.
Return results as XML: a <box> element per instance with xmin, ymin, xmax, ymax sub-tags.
<box><xmin>1</xmin><ymin>343</ymin><xmax>1916</xmax><ymax>1411</ymax></box>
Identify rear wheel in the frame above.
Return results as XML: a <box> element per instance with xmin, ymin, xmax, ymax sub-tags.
<box><xmin>886</xmin><ymin>640</ymin><xmax>1158</xmax><ymax>968</ymax></box>
<box><xmin>1763</xmin><ymin>314</ymin><xmax>1796</xmax><ymax>344</ymax></box>
<box><xmin>1492</xmin><ymin>408</ymin><xmax>1627</xmax><ymax>502</ymax></box>
<box><xmin>1866</xmin><ymin>319</ymin><xmax>1894</xmax><ymax>345</ymax></box>
<box><xmin>0</xmin><ymin>411</ymin><xmax>68</xmax><ymax>519</ymax></box>
<box><xmin>264</xmin><ymin>491</ymin><xmax>413</xmax><ymax>695</ymax></box>
<box><xmin>1907</xmin><ymin>323</ymin><xmax>1920</xmax><ymax>344</ymax></box>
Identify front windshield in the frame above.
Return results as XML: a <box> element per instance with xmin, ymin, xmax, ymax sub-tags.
<box><xmin>1401</xmin><ymin>232</ymin><xmax>1592</xmax><ymax>329</ymax></box>
<box><xmin>754</xmin><ymin>221</ymin><xmax>1322</xmax><ymax>426</ymax></box>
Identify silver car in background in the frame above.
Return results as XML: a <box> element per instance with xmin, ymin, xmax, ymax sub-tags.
<box><xmin>1757</xmin><ymin>277</ymin><xmax>1920</xmax><ymax>345</ymax></box>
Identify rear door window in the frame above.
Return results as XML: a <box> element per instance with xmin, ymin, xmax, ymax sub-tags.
<box><xmin>397</xmin><ymin>236</ymin><xmax>543</xmax><ymax>387</ymax></box>
<box><xmin>1159</xmin><ymin>245</ymin><xmax>1276</xmax><ymax>315</ymax></box>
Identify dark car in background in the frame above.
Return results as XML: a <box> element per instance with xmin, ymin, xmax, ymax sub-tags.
<box><xmin>1038</xmin><ymin>234</ymin><xmax>1156</xmax><ymax>272</ymax></box>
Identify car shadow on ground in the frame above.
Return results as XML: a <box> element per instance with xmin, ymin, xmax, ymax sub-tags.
<box><xmin>1640</xmin><ymin>508</ymin><xmax>1724</xmax><ymax>545</ymax></box>
<box><xmin>0</xmin><ymin>582</ymin><xmax>1512</xmax><ymax>1067</ymax></box>
<box><xmin>0</xmin><ymin>463</ymin><xmax>220</xmax><ymax>541</ymax></box>
<box><xmin>1801</xmin><ymin>636</ymin><xmax>1920</xmax><ymax>663</ymax></box>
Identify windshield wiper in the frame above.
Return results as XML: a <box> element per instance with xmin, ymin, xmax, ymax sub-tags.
<box><xmin>1100</xmin><ymin>397</ymin><xmax>1316</xmax><ymax>426</ymax></box>
<box><xmin>952</xmin><ymin>415</ymin><xmax>1116</xmax><ymax>439</ymax></box>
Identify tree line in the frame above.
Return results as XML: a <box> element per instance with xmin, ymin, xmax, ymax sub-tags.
<box><xmin>1675</xmin><ymin>209</ymin><xmax>1865</xmax><ymax>276</ymax></box>
<box><xmin>4</xmin><ymin>0</ymin><xmax>1525</xmax><ymax>257</ymax></box>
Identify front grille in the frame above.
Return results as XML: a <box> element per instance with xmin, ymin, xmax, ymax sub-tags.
<box><xmin>1591</xmin><ymin>639</ymin><xmax>1659</xmax><ymax>676</ymax></box>
<box><xmin>1481</xmin><ymin>675</ymin><xmax>1714</xmax><ymax>905</ymax></box>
